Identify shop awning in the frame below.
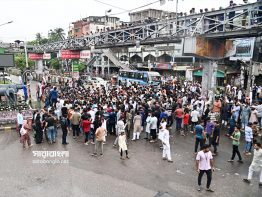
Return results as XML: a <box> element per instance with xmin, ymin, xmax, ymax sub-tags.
<box><xmin>193</xmin><ymin>70</ymin><xmax>225</xmax><ymax>78</ymax></box>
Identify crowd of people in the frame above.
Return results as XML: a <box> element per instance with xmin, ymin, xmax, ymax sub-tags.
<box><xmin>18</xmin><ymin>77</ymin><xmax>262</xmax><ymax>192</ymax></box>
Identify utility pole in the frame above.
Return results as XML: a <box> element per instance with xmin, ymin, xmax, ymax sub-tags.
<box><xmin>246</xmin><ymin>61</ymin><xmax>252</xmax><ymax>98</ymax></box>
<box><xmin>175</xmin><ymin>0</ymin><xmax>179</xmax><ymax>32</ymax></box>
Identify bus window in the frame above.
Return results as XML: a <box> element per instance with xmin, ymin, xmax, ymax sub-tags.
<box><xmin>135</xmin><ymin>73</ymin><xmax>142</xmax><ymax>80</ymax></box>
<box><xmin>143</xmin><ymin>73</ymin><xmax>148</xmax><ymax>82</ymax></box>
<box><xmin>150</xmin><ymin>75</ymin><xmax>161</xmax><ymax>81</ymax></box>
<box><xmin>138</xmin><ymin>73</ymin><xmax>143</xmax><ymax>80</ymax></box>
<box><xmin>130</xmin><ymin>72</ymin><xmax>135</xmax><ymax>79</ymax></box>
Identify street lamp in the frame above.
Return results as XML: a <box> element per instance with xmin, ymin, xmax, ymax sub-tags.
<box><xmin>0</xmin><ymin>21</ymin><xmax>13</xmax><ymax>27</ymax></box>
<box><xmin>14</xmin><ymin>40</ymin><xmax>29</xmax><ymax>68</ymax></box>
<box><xmin>105</xmin><ymin>9</ymin><xmax>112</xmax><ymax>27</ymax></box>
<box><xmin>105</xmin><ymin>9</ymin><xmax>112</xmax><ymax>75</ymax></box>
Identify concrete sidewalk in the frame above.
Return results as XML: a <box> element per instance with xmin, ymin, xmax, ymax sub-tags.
<box><xmin>0</xmin><ymin>125</ymin><xmax>17</xmax><ymax>131</ymax></box>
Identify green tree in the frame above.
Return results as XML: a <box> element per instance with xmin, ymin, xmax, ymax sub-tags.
<box><xmin>15</xmin><ymin>54</ymin><xmax>34</xmax><ymax>71</ymax></box>
<box><xmin>28</xmin><ymin>33</ymin><xmax>49</xmax><ymax>45</ymax></box>
<box><xmin>50</xmin><ymin>58</ymin><xmax>61</xmax><ymax>70</ymax></box>
<box><xmin>78</xmin><ymin>62</ymin><xmax>86</xmax><ymax>72</ymax></box>
<box><xmin>35</xmin><ymin>33</ymin><xmax>48</xmax><ymax>44</ymax></box>
<box><xmin>48</xmin><ymin>28</ymin><xmax>65</xmax><ymax>42</ymax></box>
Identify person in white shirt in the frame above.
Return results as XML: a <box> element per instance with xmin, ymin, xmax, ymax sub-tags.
<box><xmin>238</xmin><ymin>89</ymin><xmax>242</xmax><ymax>101</ymax></box>
<box><xmin>17</xmin><ymin>110</ymin><xmax>24</xmax><ymax>136</ymax></box>
<box><xmin>150</xmin><ymin>113</ymin><xmax>158</xmax><ymax>143</ymax></box>
<box><xmin>145</xmin><ymin>113</ymin><xmax>152</xmax><ymax>140</ymax></box>
<box><xmin>196</xmin><ymin>144</ymin><xmax>215</xmax><ymax>192</ymax></box>
<box><xmin>191</xmin><ymin>106</ymin><xmax>200</xmax><ymax>132</ymax></box>
<box><xmin>243</xmin><ymin>142</ymin><xmax>262</xmax><ymax>187</ymax></box>
<box><xmin>114</xmin><ymin>117</ymin><xmax>126</xmax><ymax>147</ymax></box>
<box><xmin>161</xmin><ymin>128</ymin><xmax>173</xmax><ymax>163</ymax></box>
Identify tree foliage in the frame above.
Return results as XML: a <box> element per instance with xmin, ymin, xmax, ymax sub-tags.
<box><xmin>28</xmin><ymin>28</ymin><xmax>65</xmax><ymax>46</ymax></box>
<box><xmin>48</xmin><ymin>28</ymin><xmax>65</xmax><ymax>42</ymax></box>
<box><xmin>15</xmin><ymin>54</ymin><xmax>34</xmax><ymax>71</ymax></box>
<box><xmin>78</xmin><ymin>62</ymin><xmax>86</xmax><ymax>72</ymax></box>
<box><xmin>50</xmin><ymin>58</ymin><xmax>61</xmax><ymax>70</ymax></box>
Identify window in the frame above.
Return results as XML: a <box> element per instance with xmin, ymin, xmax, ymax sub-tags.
<box><xmin>143</xmin><ymin>73</ymin><xmax>148</xmax><ymax>82</ymax></box>
<box><xmin>134</xmin><ymin>73</ymin><xmax>139</xmax><ymax>79</ymax></box>
<box><xmin>135</xmin><ymin>73</ymin><xmax>143</xmax><ymax>80</ymax></box>
<box><xmin>129</xmin><ymin>72</ymin><xmax>135</xmax><ymax>79</ymax></box>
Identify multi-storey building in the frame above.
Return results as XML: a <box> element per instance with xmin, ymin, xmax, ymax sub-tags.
<box><xmin>68</xmin><ymin>16</ymin><xmax>120</xmax><ymax>38</ymax></box>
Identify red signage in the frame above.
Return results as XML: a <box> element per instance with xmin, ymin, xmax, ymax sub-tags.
<box><xmin>29</xmin><ymin>53</ymin><xmax>43</xmax><ymax>60</ymax></box>
<box><xmin>61</xmin><ymin>50</ymin><xmax>80</xmax><ymax>59</ymax></box>
<box><xmin>156</xmin><ymin>63</ymin><xmax>172</xmax><ymax>70</ymax></box>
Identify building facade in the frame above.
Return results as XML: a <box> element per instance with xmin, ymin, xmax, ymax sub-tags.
<box><xmin>129</xmin><ymin>9</ymin><xmax>176</xmax><ymax>23</ymax></box>
<box><xmin>69</xmin><ymin>16</ymin><xmax>120</xmax><ymax>38</ymax></box>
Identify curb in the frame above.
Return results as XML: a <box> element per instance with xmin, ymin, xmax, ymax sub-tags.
<box><xmin>0</xmin><ymin>126</ymin><xmax>17</xmax><ymax>131</ymax></box>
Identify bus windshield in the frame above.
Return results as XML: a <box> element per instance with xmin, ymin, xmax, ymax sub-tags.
<box><xmin>149</xmin><ymin>74</ymin><xmax>161</xmax><ymax>82</ymax></box>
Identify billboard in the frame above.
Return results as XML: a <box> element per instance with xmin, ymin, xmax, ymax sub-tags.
<box><xmin>227</xmin><ymin>37</ymin><xmax>256</xmax><ymax>61</ymax></box>
<box><xmin>184</xmin><ymin>37</ymin><xmax>226</xmax><ymax>59</ymax></box>
<box><xmin>0</xmin><ymin>54</ymin><xmax>15</xmax><ymax>67</ymax></box>
<box><xmin>29</xmin><ymin>53</ymin><xmax>43</xmax><ymax>60</ymax></box>
<box><xmin>61</xmin><ymin>50</ymin><xmax>80</xmax><ymax>59</ymax></box>
<box><xmin>0</xmin><ymin>48</ymin><xmax>4</xmax><ymax>54</ymax></box>
<box><xmin>72</xmin><ymin>64</ymin><xmax>80</xmax><ymax>79</ymax></box>
<box><xmin>43</xmin><ymin>53</ymin><xmax>51</xmax><ymax>60</ymax></box>
<box><xmin>80</xmin><ymin>50</ymin><xmax>91</xmax><ymax>59</ymax></box>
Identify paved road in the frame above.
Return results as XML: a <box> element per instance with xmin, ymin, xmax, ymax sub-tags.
<box><xmin>0</xmin><ymin>127</ymin><xmax>261</xmax><ymax>197</ymax></box>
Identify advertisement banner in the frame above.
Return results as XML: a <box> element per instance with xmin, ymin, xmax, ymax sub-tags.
<box><xmin>72</xmin><ymin>63</ymin><xmax>80</xmax><ymax>79</ymax></box>
<box><xmin>43</xmin><ymin>53</ymin><xmax>51</xmax><ymax>60</ymax></box>
<box><xmin>227</xmin><ymin>37</ymin><xmax>256</xmax><ymax>61</ymax></box>
<box><xmin>61</xmin><ymin>50</ymin><xmax>80</xmax><ymax>59</ymax></box>
<box><xmin>0</xmin><ymin>54</ymin><xmax>15</xmax><ymax>67</ymax></box>
<box><xmin>80</xmin><ymin>50</ymin><xmax>91</xmax><ymax>59</ymax></box>
<box><xmin>0</xmin><ymin>47</ymin><xmax>4</xmax><ymax>54</ymax></box>
<box><xmin>29</xmin><ymin>53</ymin><xmax>43</xmax><ymax>60</ymax></box>
<box><xmin>156</xmin><ymin>63</ymin><xmax>172</xmax><ymax>70</ymax></box>
<box><xmin>184</xmin><ymin>37</ymin><xmax>226</xmax><ymax>59</ymax></box>
<box><xmin>0</xmin><ymin>110</ymin><xmax>33</xmax><ymax>124</ymax></box>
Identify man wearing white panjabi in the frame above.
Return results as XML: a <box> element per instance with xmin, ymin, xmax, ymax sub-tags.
<box><xmin>114</xmin><ymin>117</ymin><xmax>125</xmax><ymax>147</ymax></box>
<box><xmin>161</xmin><ymin>128</ymin><xmax>173</xmax><ymax>163</ymax></box>
<box><xmin>243</xmin><ymin>142</ymin><xmax>262</xmax><ymax>187</ymax></box>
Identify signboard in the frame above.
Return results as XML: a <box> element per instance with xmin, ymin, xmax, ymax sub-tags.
<box><xmin>184</xmin><ymin>37</ymin><xmax>226</xmax><ymax>59</ymax></box>
<box><xmin>80</xmin><ymin>50</ymin><xmax>91</xmax><ymax>59</ymax></box>
<box><xmin>29</xmin><ymin>53</ymin><xmax>43</xmax><ymax>60</ymax></box>
<box><xmin>0</xmin><ymin>54</ymin><xmax>15</xmax><ymax>67</ymax></box>
<box><xmin>72</xmin><ymin>63</ymin><xmax>79</xmax><ymax>79</ymax></box>
<box><xmin>0</xmin><ymin>48</ymin><xmax>4</xmax><ymax>54</ymax></box>
<box><xmin>0</xmin><ymin>110</ymin><xmax>33</xmax><ymax>124</ymax></box>
<box><xmin>228</xmin><ymin>37</ymin><xmax>256</xmax><ymax>61</ymax></box>
<box><xmin>156</xmin><ymin>63</ymin><xmax>172</xmax><ymax>70</ymax></box>
<box><xmin>72</xmin><ymin>64</ymin><xmax>79</xmax><ymax>72</ymax></box>
<box><xmin>128</xmin><ymin>47</ymin><xmax>142</xmax><ymax>53</ymax></box>
<box><xmin>43</xmin><ymin>53</ymin><xmax>51</xmax><ymax>60</ymax></box>
<box><xmin>61</xmin><ymin>50</ymin><xmax>80</xmax><ymax>59</ymax></box>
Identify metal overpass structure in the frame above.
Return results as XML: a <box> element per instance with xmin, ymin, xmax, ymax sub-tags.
<box><xmin>32</xmin><ymin>2</ymin><xmax>262</xmax><ymax>53</ymax></box>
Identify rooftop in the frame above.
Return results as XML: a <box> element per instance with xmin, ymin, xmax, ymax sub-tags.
<box><xmin>129</xmin><ymin>8</ymin><xmax>176</xmax><ymax>15</ymax></box>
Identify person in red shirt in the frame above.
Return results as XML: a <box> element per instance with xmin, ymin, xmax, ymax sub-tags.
<box><xmin>183</xmin><ymin>109</ymin><xmax>190</xmax><ymax>136</ymax></box>
<box><xmin>175</xmin><ymin>104</ymin><xmax>184</xmax><ymax>134</ymax></box>
<box><xmin>82</xmin><ymin>117</ymin><xmax>92</xmax><ymax>145</ymax></box>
